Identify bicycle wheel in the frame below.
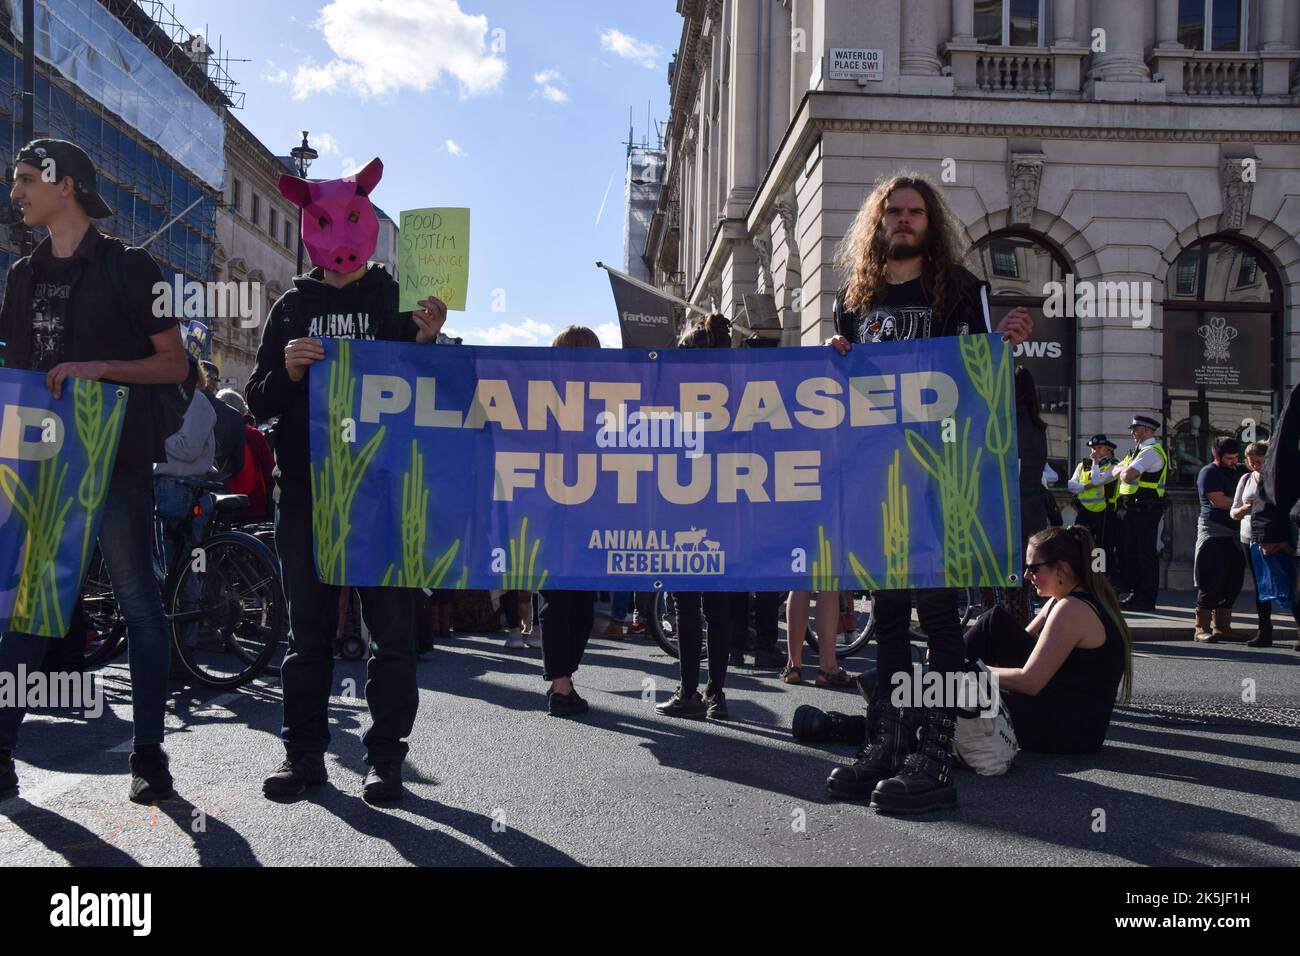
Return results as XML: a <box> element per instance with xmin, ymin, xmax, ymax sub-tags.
<box><xmin>80</xmin><ymin>546</ymin><xmax>127</xmax><ymax>667</ymax></box>
<box><xmin>167</xmin><ymin>531</ymin><xmax>285</xmax><ymax>689</ymax></box>
<box><xmin>801</xmin><ymin>592</ymin><xmax>875</xmax><ymax>659</ymax></box>
<box><xmin>646</xmin><ymin>591</ymin><xmax>708</xmax><ymax>661</ymax></box>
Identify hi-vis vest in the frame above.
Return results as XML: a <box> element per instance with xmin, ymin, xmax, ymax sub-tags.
<box><xmin>1116</xmin><ymin>443</ymin><xmax>1169</xmax><ymax>501</ymax></box>
<box><xmin>1075</xmin><ymin>459</ymin><xmax>1109</xmax><ymax>513</ymax></box>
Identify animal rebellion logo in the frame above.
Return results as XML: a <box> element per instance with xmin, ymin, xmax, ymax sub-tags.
<box><xmin>589</xmin><ymin>526</ymin><xmax>726</xmax><ymax>575</ymax></box>
<box><xmin>1198</xmin><ymin>315</ymin><xmax>1238</xmax><ymax>364</ymax></box>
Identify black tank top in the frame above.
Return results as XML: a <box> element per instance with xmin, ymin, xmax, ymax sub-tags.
<box><xmin>1038</xmin><ymin>589</ymin><xmax>1126</xmax><ymax>748</ymax></box>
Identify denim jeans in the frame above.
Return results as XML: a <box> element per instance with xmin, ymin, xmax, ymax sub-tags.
<box><xmin>0</xmin><ymin>464</ymin><xmax>170</xmax><ymax>752</ymax></box>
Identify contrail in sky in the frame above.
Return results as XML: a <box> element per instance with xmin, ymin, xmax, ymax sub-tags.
<box><xmin>594</xmin><ymin>173</ymin><xmax>616</xmax><ymax>227</ymax></box>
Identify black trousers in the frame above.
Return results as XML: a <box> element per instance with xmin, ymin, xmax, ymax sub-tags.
<box><xmin>1118</xmin><ymin>502</ymin><xmax>1163</xmax><ymax>603</ymax></box>
<box><xmin>753</xmin><ymin>591</ymin><xmax>782</xmax><ymax>651</ymax></box>
<box><xmin>872</xmin><ymin>588</ymin><xmax>964</xmax><ymax>691</ymax></box>
<box><xmin>1194</xmin><ymin>535</ymin><xmax>1245</xmax><ymax>610</ymax></box>
<box><xmin>276</xmin><ymin>485</ymin><xmax>419</xmax><ymax>764</ymax></box>
<box><xmin>538</xmin><ymin>590</ymin><xmax>595</xmax><ymax>681</ymax></box>
<box><xmin>675</xmin><ymin>591</ymin><xmax>747</xmax><ymax>696</ymax></box>
<box><xmin>1074</xmin><ymin>506</ymin><xmax>1108</xmax><ymax>552</ymax></box>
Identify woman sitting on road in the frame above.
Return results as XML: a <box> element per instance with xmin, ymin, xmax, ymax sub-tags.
<box><xmin>962</xmin><ymin>525</ymin><xmax>1132</xmax><ymax>754</ymax></box>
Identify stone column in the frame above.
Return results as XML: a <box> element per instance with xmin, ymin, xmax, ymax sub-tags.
<box><xmin>1260</xmin><ymin>0</ymin><xmax>1286</xmax><ymax>50</ymax></box>
<box><xmin>1052</xmin><ymin>0</ymin><xmax>1077</xmax><ymax>45</ymax></box>
<box><xmin>901</xmin><ymin>0</ymin><xmax>942</xmax><ymax>75</ymax></box>
<box><xmin>1088</xmin><ymin>0</ymin><xmax>1151</xmax><ymax>81</ymax></box>
<box><xmin>950</xmin><ymin>0</ymin><xmax>973</xmax><ymax>42</ymax></box>
<box><xmin>1156</xmin><ymin>0</ymin><xmax>1182</xmax><ymax>49</ymax></box>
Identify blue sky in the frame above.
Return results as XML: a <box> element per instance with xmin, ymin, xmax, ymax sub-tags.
<box><xmin>166</xmin><ymin>0</ymin><xmax>681</xmax><ymax>346</ymax></box>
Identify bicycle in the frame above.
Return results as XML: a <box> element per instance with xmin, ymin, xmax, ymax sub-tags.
<box><xmin>647</xmin><ymin>587</ymin><xmax>1009</xmax><ymax>661</ymax></box>
<box><xmin>76</xmin><ymin>477</ymin><xmax>286</xmax><ymax>689</ymax></box>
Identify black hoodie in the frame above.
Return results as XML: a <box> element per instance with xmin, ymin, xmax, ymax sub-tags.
<box><xmin>1252</xmin><ymin>380</ymin><xmax>1300</xmax><ymax>546</ymax></box>
<box><xmin>246</xmin><ymin>264</ymin><xmax>418</xmax><ymax>486</ymax></box>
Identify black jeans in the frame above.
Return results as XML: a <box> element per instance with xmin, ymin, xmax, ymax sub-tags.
<box><xmin>276</xmin><ymin>484</ymin><xmax>419</xmax><ymax>764</ymax></box>
<box><xmin>872</xmin><ymin>588</ymin><xmax>964</xmax><ymax>692</ymax></box>
<box><xmin>1118</xmin><ymin>502</ymin><xmax>1163</xmax><ymax>603</ymax></box>
<box><xmin>753</xmin><ymin>592</ymin><xmax>782</xmax><ymax>652</ymax></box>
<box><xmin>675</xmin><ymin>591</ymin><xmax>747</xmax><ymax>696</ymax></box>
<box><xmin>539</xmin><ymin>590</ymin><xmax>595</xmax><ymax>681</ymax></box>
<box><xmin>1195</xmin><ymin>535</ymin><xmax>1245</xmax><ymax>610</ymax></box>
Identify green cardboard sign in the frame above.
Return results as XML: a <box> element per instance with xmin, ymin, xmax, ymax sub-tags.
<box><xmin>398</xmin><ymin>207</ymin><xmax>470</xmax><ymax>312</ymax></box>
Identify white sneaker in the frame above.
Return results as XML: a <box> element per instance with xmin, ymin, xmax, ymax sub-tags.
<box><xmin>504</xmin><ymin>629</ymin><xmax>527</xmax><ymax>649</ymax></box>
<box><xmin>524</xmin><ymin>630</ymin><xmax>543</xmax><ymax>648</ymax></box>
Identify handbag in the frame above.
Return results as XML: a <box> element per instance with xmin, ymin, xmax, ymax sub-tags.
<box><xmin>954</xmin><ymin>661</ymin><xmax>1019</xmax><ymax>776</ymax></box>
<box><xmin>1250</xmin><ymin>541</ymin><xmax>1297</xmax><ymax>610</ymax></box>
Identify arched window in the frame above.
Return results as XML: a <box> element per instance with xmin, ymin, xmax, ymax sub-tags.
<box><xmin>1162</xmin><ymin>237</ymin><xmax>1282</xmax><ymax>485</ymax></box>
<box><xmin>970</xmin><ymin>230</ymin><xmax>1075</xmax><ymax>479</ymax></box>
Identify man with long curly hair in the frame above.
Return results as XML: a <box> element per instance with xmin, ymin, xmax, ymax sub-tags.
<box><xmin>823</xmin><ymin>172</ymin><xmax>1033</xmax><ymax>814</ymax></box>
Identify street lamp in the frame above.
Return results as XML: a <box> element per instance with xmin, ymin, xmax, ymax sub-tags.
<box><xmin>289</xmin><ymin>130</ymin><xmax>318</xmax><ymax>274</ymax></box>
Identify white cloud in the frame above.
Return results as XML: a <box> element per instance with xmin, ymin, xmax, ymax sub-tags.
<box><xmin>292</xmin><ymin>0</ymin><xmax>507</xmax><ymax>101</ymax></box>
<box><xmin>339</xmin><ymin>157</ymin><xmax>359</xmax><ymax>176</ymax></box>
<box><xmin>312</xmin><ymin>132</ymin><xmax>340</xmax><ymax>155</ymax></box>
<box><xmin>459</xmin><ymin>318</ymin><xmax>557</xmax><ymax>347</ymax></box>
<box><xmin>444</xmin><ymin>139</ymin><xmax>466</xmax><ymax>156</ymax></box>
<box><xmin>531</xmin><ymin>69</ymin><xmax>569</xmax><ymax>103</ymax></box>
<box><xmin>594</xmin><ymin>322</ymin><xmax>621</xmax><ymax>348</ymax></box>
<box><xmin>600</xmin><ymin>28</ymin><xmax>661</xmax><ymax>69</ymax></box>
<box><xmin>261</xmin><ymin>64</ymin><xmax>290</xmax><ymax>84</ymax></box>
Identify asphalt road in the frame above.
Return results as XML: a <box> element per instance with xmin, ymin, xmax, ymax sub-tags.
<box><xmin>2</xmin><ymin>626</ymin><xmax>1297</xmax><ymax>867</ymax></box>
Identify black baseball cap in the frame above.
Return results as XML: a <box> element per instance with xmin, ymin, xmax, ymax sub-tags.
<box><xmin>14</xmin><ymin>138</ymin><xmax>113</xmax><ymax>218</ymax></box>
<box><xmin>1087</xmin><ymin>434</ymin><xmax>1117</xmax><ymax>450</ymax></box>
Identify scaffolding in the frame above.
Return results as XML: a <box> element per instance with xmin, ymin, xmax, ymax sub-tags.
<box><xmin>128</xmin><ymin>0</ymin><xmax>246</xmax><ymax>110</ymax></box>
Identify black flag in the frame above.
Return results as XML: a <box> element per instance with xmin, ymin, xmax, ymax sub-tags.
<box><xmin>607</xmin><ymin>269</ymin><xmax>677</xmax><ymax>348</ymax></box>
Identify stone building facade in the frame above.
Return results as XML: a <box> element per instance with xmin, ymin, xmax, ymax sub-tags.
<box><xmin>210</xmin><ymin>116</ymin><xmax>298</xmax><ymax>392</ymax></box>
<box><xmin>645</xmin><ymin>0</ymin><xmax>1300</xmax><ymax>589</ymax></box>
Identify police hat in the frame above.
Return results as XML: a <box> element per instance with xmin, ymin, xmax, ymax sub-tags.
<box><xmin>1087</xmin><ymin>434</ymin><xmax>1117</xmax><ymax>450</ymax></box>
<box><xmin>1129</xmin><ymin>415</ymin><xmax>1160</xmax><ymax>432</ymax></box>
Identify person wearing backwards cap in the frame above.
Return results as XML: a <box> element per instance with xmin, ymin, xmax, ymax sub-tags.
<box><xmin>1111</xmin><ymin>415</ymin><xmax>1170</xmax><ymax>613</ymax></box>
<box><xmin>1068</xmin><ymin>435</ymin><xmax>1119</xmax><ymax>570</ymax></box>
<box><xmin>0</xmin><ymin>139</ymin><xmax>188</xmax><ymax>803</ymax></box>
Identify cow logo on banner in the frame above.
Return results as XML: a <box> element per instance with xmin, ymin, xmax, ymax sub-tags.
<box><xmin>307</xmin><ymin>334</ymin><xmax>1022</xmax><ymax>593</ymax></box>
<box><xmin>0</xmin><ymin>370</ymin><xmax>127</xmax><ymax>637</ymax></box>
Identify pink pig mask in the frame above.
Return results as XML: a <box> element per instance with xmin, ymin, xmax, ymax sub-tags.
<box><xmin>279</xmin><ymin>157</ymin><xmax>383</xmax><ymax>274</ymax></box>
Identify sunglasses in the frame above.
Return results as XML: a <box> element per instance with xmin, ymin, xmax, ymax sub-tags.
<box><xmin>1023</xmin><ymin>562</ymin><xmax>1050</xmax><ymax>576</ymax></box>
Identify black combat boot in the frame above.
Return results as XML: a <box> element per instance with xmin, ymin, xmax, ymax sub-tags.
<box><xmin>825</xmin><ymin>695</ymin><xmax>917</xmax><ymax>801</ymax></box>
<box><xmin>870</xmin><ymin>707</ymin><xmax>959</xmax><ymax>814</ymax></box>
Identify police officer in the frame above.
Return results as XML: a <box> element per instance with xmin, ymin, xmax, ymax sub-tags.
<box><xmin>1069</xmin><ymin>434</ymin><xmax>1118</xmax><ymax>555</ymax></box>
<box><xmin>1112</xmin><ymin>415</ymin><xmax>1169</xmax><ymax>612</ymax></box>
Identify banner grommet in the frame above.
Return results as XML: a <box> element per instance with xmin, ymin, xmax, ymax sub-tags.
<box><xmin>653</xmin><ymin>580</ymin><xmax>663</xmax><ymax>589</ymax></box>
<box><xmin>648</xmin><ymin>352</ymin><xmax>658</xmax><ymax>361</ymax></box>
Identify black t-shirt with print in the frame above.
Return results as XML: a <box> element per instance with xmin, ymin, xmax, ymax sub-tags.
<box><xmin>28</xmin><ymin>255</ymin><xmax>78</xmax><ymax>372</ymax></box>
<box><xmin>834</xmin><ymin>271</ymin><xmax>990</xmax><ymax>344</ymax></box>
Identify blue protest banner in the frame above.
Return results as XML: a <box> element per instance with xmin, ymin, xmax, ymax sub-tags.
<box><xmin>308</xmin><ymin>335</ymin><xmax>1021</xmax><ymax>592</ymax></box>
<box><xmin>0</xmin><ymin>370</ymin><xmax>127</xmax><ymax>637</ymax></box>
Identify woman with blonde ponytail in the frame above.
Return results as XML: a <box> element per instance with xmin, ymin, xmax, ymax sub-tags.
<box><xmin>961</xmin><ymin>524</ymin><xmax>1131</xmax><ymax>754</ymax></box>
